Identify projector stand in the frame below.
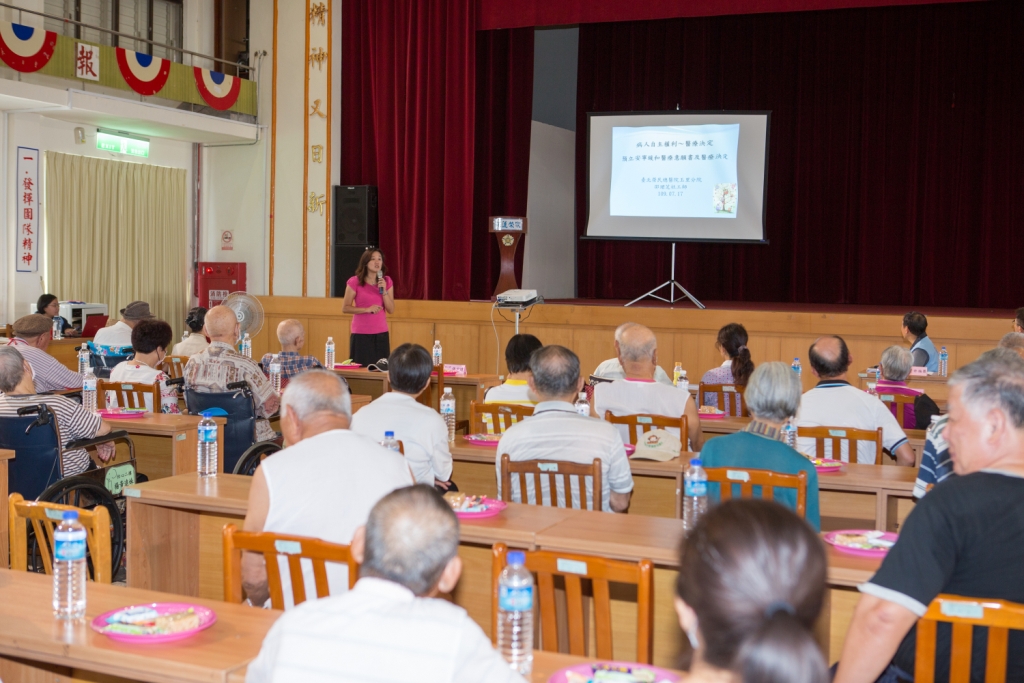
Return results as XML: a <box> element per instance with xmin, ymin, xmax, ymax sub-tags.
<box><xmin>625</xmin><ymin>243</ymin><xmax>706</xmax><ymax>309</ymax></box>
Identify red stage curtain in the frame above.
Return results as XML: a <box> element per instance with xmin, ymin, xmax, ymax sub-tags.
<box><xmin>575</xmin><ymin>0</ymin><xmax>1024</xmax><ymax>307</ymax></box>
<box><xmin>470</xmin><ymin>28</ymin><xmax>534</xmax><ymax>300</ymax></box>
<box><xmin>341</xmin><ymin>0</ymin><xmax>476</xmax><ymax>300</ymax></box>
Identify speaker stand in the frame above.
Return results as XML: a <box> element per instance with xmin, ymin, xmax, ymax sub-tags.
<box><xmin>625</xmin><ymin>243</ymin><xmax>706</xmax><ymax>309</ymax></box>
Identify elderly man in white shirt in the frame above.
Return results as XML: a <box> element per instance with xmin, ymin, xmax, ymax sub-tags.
<box><xmin>93</xmin><ymin>300</ymin><xmax>153</xmax><ymax>348</ymax></box>
<box><xmin>795</xmin><ymin>335</ymin><xmax>915</xmax><ymax>466</ymax></box>
<box><xmin>497</xmin><ymin>345</ymin><xmax>633</xmax><ymax>513</ymax></box>
<box><xmin>241</xmin><ymin>370</ymin><xmax>413</xmax><ymax>608</ymax></box>
<box><xmin>592</xmin><ymin>322</ymin><xmax>674</xmax><ymax>386</ymax></box>
<box><xmin>246</xmin><ymin>485</ymin><xmax>525</xmax><ymax>683</ymax></box>
<box><xmin>351</xmin><ymin>343</ymin><xmax>455</xmax><ymax>490</ymax></box>
<box><xmin>594</xmin><ymin>323</ymin><xmax>702</xmax><ymax>451</ymax></box>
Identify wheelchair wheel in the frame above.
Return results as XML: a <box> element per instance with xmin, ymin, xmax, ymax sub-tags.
<box><xmin>232</xmin><ymin>440</ymin><xmax>282</xmax><ymax>476</ymax></box>
<box><xmin>38</xmin><ymin>476</ymin><xmax>124</xmax><ymax>579</ymax></box>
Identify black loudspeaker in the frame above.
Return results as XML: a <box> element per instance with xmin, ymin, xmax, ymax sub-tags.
<box><xmin>331</xmin><ymin>244</ymin><xmax>374</xmax><ymax>297</ymax></box>
<box><xmin>333</xmin><ymin>185</ymin><xmax>378</xmax><ymax>245</ymax></box>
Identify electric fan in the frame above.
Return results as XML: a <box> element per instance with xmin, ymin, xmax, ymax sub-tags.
<box><xmin>222</xmin><ymin>292</ymin><xmax>265</xmax><ymax>339</ymax></box>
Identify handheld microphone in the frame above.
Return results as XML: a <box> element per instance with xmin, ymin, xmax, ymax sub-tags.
<box><xmin>378</xmin><ymin>271</ymin><xmax>385</xmax><ymax>296</ymax></box>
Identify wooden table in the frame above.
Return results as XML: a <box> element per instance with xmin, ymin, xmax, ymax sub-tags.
<box><xmin>334</xmin><ymin>368</ymin><xmax>500</xmax><ymax>422</ymax></box>
<box><xmin>0</xmin><ymin>568</ymin><xmax>280</xmax><ymax>683</ymax></box>
<box><xmin>105</xmin><ymin>414</ymin><xmax>227</xmax><ymax>480</ymax></box>
<box><xmin>46</xmin><ymin>337</ymin><xmax>89</xmax><ymax>371</ymax></box>
<box><xmin>0</xmin><ymin>448</ymin><xmax>13</xmax><ymax>567</ymax></box>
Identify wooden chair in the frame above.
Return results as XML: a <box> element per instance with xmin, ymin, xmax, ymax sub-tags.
<box><xmin>470</xmin><ymin>401</ymin><xmax>534</xmax><ymax>434</ymax></box>
<box><xmin>697</xmin><ymin>383</ymin><xmax>748</xmax><ymax>417</ymax></box>
<box><xmin>222</xmin><ymin>524</ymin><xmax>359</xmax><ymax>609</ymax></box>
<box><xmin>491</xmin><ymin>543</ymin><xmax>655</xmax><ymax>664</ymax></box>
<box><xmin>915</xmin><ymin>594</ymin><xmax>1024</xmax><ymax>682</ymax></box>
<box><xmin>8</xmin><ymin>493</ymin><xmax>112</xmax><ymax>583</ymax></box>
<box><xmin>704</xmin><ymin>467</ymin><xmax>808</xmax><ymax>519</ymax></box>
<box><xmin>98</xmin><ymin>380</ymin><xmax>161</xmax><ymax>412</ymax></box>
<box><xmin>603</xmin><ymin>411</ymin><xmax>688</xmax><ymax>446</ymax></box>
<box><xmin>797</xmin><ymin>426</ymin><xmax>884</xmax><ymax>465</ymax></box>
<box><xmin>162</xmin><ymin>355</ymin><xmax>189</xmax><ymax>379</ymax></box>
<box><xmin>878</xmin><ymin>391</ymin><xmax>918</xmax><ymax>429</ymax></box>
<box><xmin>499</xmin><ymin>453</ymin><xmax>603</xmax><ymax>511</ymax></box>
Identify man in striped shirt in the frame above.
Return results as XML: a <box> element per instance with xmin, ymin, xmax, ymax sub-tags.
<box><xmin>0</xmin><ymin>346</ymin><xmax>114</xmax><ymax>475</ymax></box>
<box><xmin>7</xmin><ymin>314</ymin><xmax>83</xmax><ymax>392</ymax></box>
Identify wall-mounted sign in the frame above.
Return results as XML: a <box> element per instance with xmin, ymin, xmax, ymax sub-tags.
<box><xmin>16</xmin><ymin>146</ymin><xmax>38</xmax><ymax>273</ymax></box>
<box><xmin>96</xmin><ymin>130</ymin><xmax>149</xmax><ymax>157</ymax></box>
<box><xmin>221</xmin><ymin>230</ymin><xmax>234</xmax><ymax>251</ymax></box>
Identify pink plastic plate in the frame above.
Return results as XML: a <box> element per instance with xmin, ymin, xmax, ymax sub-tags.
<box><xmin>430</xmin><ymin>371</ymin><xmax>459</xmax><ymax>377</ymax></box>
<box><xmin>814</xmin><ymin>459</ymin><xmax>844</xmax><ymax>473</ymax></box>
<box><xmin>91</xmin><ymin>602</ymin><xmax>217</xmax><ymax>643</ymax></box>
<box><xmin>548</xmin><ymin>661</ymin><xmax>681</xmax><ymax>683</ymax></box>
<box><xmin>823</xmin><ymin>530</ymin><xmax>898</xmax><ymax>558</ymax></box>
<box><xmin>454</xmin><ymin>497</ymin><xmax>507</xmax><ymax>519</ymax></box>
<box><xmin>97</xmin><ymin>409</ymin><xmax>147</xmax><ymax>419</ymax></box>
<box><xmin>333</xmin><ymin>363</ymin><xmax>362</xmax><ymax>369</ymax></box>
<box><xmin>697</xmin><ymin>411</ymin><xmax>725</xmax><ymax>420</ymax></box>
<box><xmin>464</xmin><ymin>433</ymin><xmax>502</xmax><ymax>446</ymax></box>
<box><xmin>624</xmin><ymin>444</ymin><xmax>636</xmax><ymax>456</ymax></box>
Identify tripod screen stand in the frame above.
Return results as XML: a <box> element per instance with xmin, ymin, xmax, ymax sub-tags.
<box><xmin>625</xmin><ymin>243</ymin><xmax>705</xmax><ymax>309</ymax></box>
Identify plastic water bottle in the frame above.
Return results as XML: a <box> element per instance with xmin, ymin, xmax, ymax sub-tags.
<box><xmin>197</xmin><ymin>410</ymin><xmax>218</xmax><ymax>477</ymax></box>
<box><xmin>182</xmin><ymin>330</ymin><xmax>189</xmax><ymax>343</ymax></box>
<box><xmin>52</xmin><ymin>316</ymin><xmax>62</xmax><ymax>340</ymax></box>
<box><xmin>497</xmin><ymin>550</ymin><xmax>534</xmax><ymax>676</ymax></box>
<box><xmin>78</xmin><ymin>346</ymin><xmax>90</xmax><ymax>375</ymax></box>
<box><xmin>240</xmin><ymin>333</ymin><xmax>252</xmax><ymax>359</ymax></box>
<box><xmin>268</xmin><ymin>354</ymin><xmax>282</xmax><ymax>393</ymax></box>
<box><xmin>325</xmin><ymin>337</ymin><xmax>335</xmax><ymax>368</ymax></box>
<box><xmin>677</xmin><ymin>369</ymin><xmax>689</xmax><ymax>394</ymax></box>
<box><xmin>782</xmin><ymin>418</ymin><xmax>798</xmax><ymax>448</ymax></box>
<box><xmin>673</xmin><ymin>361</ymin><xmax>684</xmax><ymax>385</ymax></box>
<box><xmin>939</xmin><ymin>346</ymin><xmax>948</xmax><ymax>377</ymax></box>
<box><xmin>53</xmin><ymin>510</ymin><xmax>87</xmax><ymax>619</ymax></box>
<box><xmin>432</xmin><ymin>340</ymin><xmax>443</xmax><ymax>367</ymax></box>
<box><xmin>81</xmin><ymin>368</ymin><xmax>97</xmax><ymax>413</ymax></box>
<box><xmin>791</xmin><ymin>357</ymin><xmax>802</xmax><ymax>378</ymax></box>
<box><xmin>683</xmin><ymin>458</ymin><xmax>708</xmax><ymax>533</ymax></box>
<box><xmin>381</xmin><ymin>431</ymin><xmax>400</xmax><ymax>452</ymax></box>
<box><xmin>574</xmin><ymin>391</ymin><xmax>590</xmax><ymax>417</ymax></box>
<box><xmin>441</xmin><ymin>388</ymin><xmax>456</xmax><ymax>443</ymax></box>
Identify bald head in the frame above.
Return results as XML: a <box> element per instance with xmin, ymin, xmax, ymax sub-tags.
<box><xmin>619</xmin><ymin>324</ymin><xmax>657</xmax><ymax>363</ymax></box>
<box><xmin>808</xmin><ymin>335</ymin><xmax>851</xmax><ymax>380</ymax></box>
<box><xmin>204</xmin><ymin>306</ymin><xmax>239</xmax><ymax>342</ymax></box>
<box><xmin>276</xmin><ymin>319</ymin><xmax>305</xmax><ymax>351</ymax></box>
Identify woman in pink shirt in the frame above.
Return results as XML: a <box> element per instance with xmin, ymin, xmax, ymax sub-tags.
<box><xmin>342</xmin><ymin>249</ymin><xmax>395</xmax><ymax>366</ymax></box>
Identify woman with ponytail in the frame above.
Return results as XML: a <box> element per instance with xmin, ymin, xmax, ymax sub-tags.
<box><xmin>675</xmin><ymin>499</ymin><xmax>829</xmax><ymax>683</ymax></box>
<box><xmin>701</xmin><ymin>323</ymin><xmax>755</xmax><ymax>411</ymax></box>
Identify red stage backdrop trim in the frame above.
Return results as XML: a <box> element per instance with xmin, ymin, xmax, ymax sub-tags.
<box><xmin>478</xmin><ymin>0</ymin><xmax>985</xmax><ymax>30</ymax></box>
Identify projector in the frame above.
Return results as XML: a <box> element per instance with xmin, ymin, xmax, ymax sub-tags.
<box><xmin>496</xmin><ymin>289</ymin><xmax>538</xmax><ymax>304</ymax></box>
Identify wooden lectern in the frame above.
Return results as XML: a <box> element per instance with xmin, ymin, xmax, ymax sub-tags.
<box><xmin>490</xmin><ymin>216</ymin><xmax>527</xmax><ymax>298</ymax></box>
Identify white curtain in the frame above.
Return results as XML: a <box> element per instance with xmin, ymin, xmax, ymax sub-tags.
<box><xmin>44</xmin><ymin>151</ymin><xmax>188</xmax><ymax>336</ymax></box>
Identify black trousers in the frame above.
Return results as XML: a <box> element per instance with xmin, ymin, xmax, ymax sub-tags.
<box><xmin>350</xmin><ymin>332</ymin><xmax>391</xmax><ymax>366</ymax></box>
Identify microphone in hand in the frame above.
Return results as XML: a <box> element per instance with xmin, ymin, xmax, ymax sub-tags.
<box><xmin>378</xmin><ymin>272</ymin><xmax>385</xmax><ymax>295</ymax></box>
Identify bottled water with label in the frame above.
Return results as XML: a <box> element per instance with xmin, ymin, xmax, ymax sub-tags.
<box><xmin>782</xmin><ymin>418</ymin><xmax>798</xmax><ymax>448</ymax></box>
<box><xmin>432</xmin><ymin>340</ymin><xmax>443</xmax><ymax>367</ymax></box>
<box><xmin>673</xmin><ymin>361</ymin><xmax>684</xmax><ymax>385</ymax></box>
<box><xmin>182</xmin><ymin>330</ymin><xmax>189</xmax><ymax>343</ymax></box>
<box><xmin>677</xmin><ymin>369</ymin><xmax>689</xmax><ymax>394</ymax></box>
<box><xmin>53</xmin><ymin>510</ymin><xmax>87</xmax><ymax>619</ymax></box>
<box><xmin>441</xmin><ymin>388</ymin><xmax>456</xmax><ymax>443</ymax></box>
<box><xmin>325</xmin><ymin>337</ymin><xmax>335</xmax><ymax>368</ymax></box>
<box><xmin>82</xmin><ymin>368</ymin><xmax>97</xmax><ymax>413</ymax></box>
<box><xmin>240</xmin><ymin>333</ymin><xmax>252</xmax><ymax>359</ymax></box>
<box><xmin>268</xmin><ymin>354</ymin><xmax>282</xmax><ymax>393</ymax></box>
<box><xmin>574</xmin><ymin>392</ymin><xmax>590</xmax><ymax>417</ymax></box>
<box><xmin>791</xmin><ymin>357</ymin><xmax>802</xmax><ymax>378</ymax></box>
<box><xmin>497</xmin><ymin>550</ymin><xmax>534</xmax><ymax>676</ymax></box>
<box><xmin>52</xmin><ymin>316</ymin><xmax>62</xmax><ymax>340</ymax></box>
<box><xmin>78</xmin><ymin>346</ymin><xmax>90</xmax><ymax>375</ymax></box>
<box><xmin>939</xmin><ymin>346</ymin><xmax>948</xmax><ymax>377</ymax></box>
<box><xmin>197</xmin><ymin>410</ymin><xmax>218</xmax><ymax>477</ymax></box>
<box><xmin>683</xmin><ymin>458</ymin><xmax>708</xmax><ymax>533</ymax></box>
<box><xmin>381</xmin><ymin>431</ymin><xmax>400</xmax><ymax>452</ymax></box>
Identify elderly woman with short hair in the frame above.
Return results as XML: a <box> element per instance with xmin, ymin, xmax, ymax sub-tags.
<box><xmin>699</xmin><ymin>361</ymin><xmax>821</xmax><ymax>531</ymax></box>
<box><xmin>877</xmin><ymin>345</ymin><xmax>924</xmax><ymax>429</ymax></box>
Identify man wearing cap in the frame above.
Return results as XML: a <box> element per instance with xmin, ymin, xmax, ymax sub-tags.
<box><xmin>6</xmin><ymin>314</ymin><xmax>83</xmax><ymax>392</ymax></box>
<box><xmin>93</xmin><ymin>300</ymin><xmax>153</xmax><ymax>348</ymax></box>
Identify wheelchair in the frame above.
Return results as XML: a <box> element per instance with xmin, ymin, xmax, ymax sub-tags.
<box><xmin>0</xmin><ymin>404</ymin><xmax>139</xmax><ymax>577</ymax></box>
<box><xmin>77</xmin><ymin>342</ymin><xmax>134</xmax><ymax>379</ymax></box>
<box><xmin>175</xmin><ymin>379</ymin><xmax>281</xmax><ymax>476</ymax></box>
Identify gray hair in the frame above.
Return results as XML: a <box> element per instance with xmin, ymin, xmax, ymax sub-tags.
<box><xmin>619</xmin><ymin>324</ymin><xmax>658</xmax><ymax>363</ymax></box>
<box><xmin>360</xmin><ymin>485</ymin><xmax>459</xmax><ymax>596</ymax></box>
<box><xmin>949</xmin><ymin>348</ymin><xmax>1024</xmax><ymax>428</ymax></box>
<box><xmin>280</xmin><ymin>369</ymin><xmax>351</xmax><ymax>420</ymax></box>
<box><xmin>998</xmin><ymin>332</ymin><xmax>1024</xmax><ymax>352</ymax></box>
<box><xmin>530</xmin><ymin>345</ymin><xmax>580</xmax><ymax>398</ymax></box>
<box><xmin>743</xmin><ymin>361</ymin><xmax>801</xmax><ymax>423</ymax></box>
<box><xmin>613</xmin><ymin>322</ymin><xmax>637</xmax><ymax>344</ymax></box>
<box><xmin>879</xmin><ymin>346</ymin><xmax>913</xmax><ymax>381</ymax></box>
<box><xmin>0</xmin><ymin>346</ymin><xmax>25</xmax><ymax>393</ymax></box>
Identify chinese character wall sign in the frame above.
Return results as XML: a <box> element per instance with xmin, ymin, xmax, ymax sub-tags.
<box><xmin>17</xmin><ymin>146</ymin><xmax>38</xmax><ymax>272</ymax></box>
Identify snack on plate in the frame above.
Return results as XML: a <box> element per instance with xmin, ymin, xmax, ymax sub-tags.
<box><xmin>833</xmin><ymin>532</ymin><xmax>894</xmax><ymax>550</ymax></box>
<box><xmin>102</xmin><ymin>607</ymin><xmax>200</xmax><ymax>636</ymax></box>
<box><xmin>697</xmin><ymin>406</ymin><xmax>724</xmax><ymax>415</ymax></box>
<box><xmin>156</xmin><ymin>611</ymin><xmax>202</xmax><ymax>633</ymax></box>
<box><xmin>813</xmin><ymin>458</ymin><xmax>842</xmax><ymax>468</ymax></box>
<box><xmin>564</xmin><ymin>664</ymin><xmax>662</xmax><ymax>683</ymax></box>
<box><xmin>443</xmin><ymin>492</ymin><xmax>486</xmax><ymax>513</ymax></box>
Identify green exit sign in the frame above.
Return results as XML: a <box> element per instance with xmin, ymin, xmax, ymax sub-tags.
<box><xmin>96</xmin><ymin>131</ymin><xmax>149</xmax><ymax>158</ymax></box>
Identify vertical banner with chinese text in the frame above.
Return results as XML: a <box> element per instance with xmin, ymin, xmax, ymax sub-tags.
<box><xmin>305</xmin><ymin>0</ymin><xmax>331</xmax><ymax>295</ymax></box>
<box><xmin>16</xmin><ymin>147</ymin><xmax>39</xmax><ymax>272</ymax></box>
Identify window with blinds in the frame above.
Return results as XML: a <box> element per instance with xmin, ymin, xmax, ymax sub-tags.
<box><xmin>42</xmin><ymin>0</ymin><xmax>181</xmax><ymax>59</ymax></box>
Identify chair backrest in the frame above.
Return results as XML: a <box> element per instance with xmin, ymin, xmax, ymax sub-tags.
<box><xmin>915</xmin><ymin>594</ymin><xmax>1024</xmax><ymax>683</ymax></box>
<box><xmin>603</xmin><ymin>411</ymin><xmax>688</xmax><ymax>446</ymax></box>
<box><xmin>697</xmin><ymin>383</ymin><xmax>749</xmax><ymax>417</ymax></box>
<box><xmin>499</xmin><ymin>453</ymin><xmax>603</xmax><ymax>511</ymax></box>
<box><xmin>470</xmin><ymin>401</ymin><xmax>534</xmax><ymax>434</ymax></box>
<box><xmin>222</xmin><ymin>524</ymin><xmax>358</xmax><ymax>609</ymax></box>
<box><xmin>9</xmin><ymin>492</ymin><xmax>112</xmax><ymax>583</ymax></box>
<box><xmin>704</xmin><ymin>467</ymin><xmax>808</xmax><ymax>518</ymax></box>
<box><xmin>183</xmin><ymin>387</ymin><xmax>256</xmax><ymax>473</ymax></box>
<box><xmin>0</xmin><ymin>406</ymin><xmax>65</xmax><ymax>500</ymax></box>
<box><xmin>162</xmin><ymin>355</ymin><xmax>189</xmax><ymax>379</ymax></box>
<box><xmin>491</xmin><ymin>543</ymin><xmax>654</xmax><ymax>664</ymax></box>
<box><xmin>878</xmin><ymin>392</ymin><xmax>917</xmax><ymax>429</ymax></box>
<box><xmin>797</xmin><ymin>425</ymin><xmax>884</xmax><ymax>465</ymax></box>
<box><xmin>98</xmin><ymin>380</ymin><xmax>161</xmax><ymax>412</ymax></box>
